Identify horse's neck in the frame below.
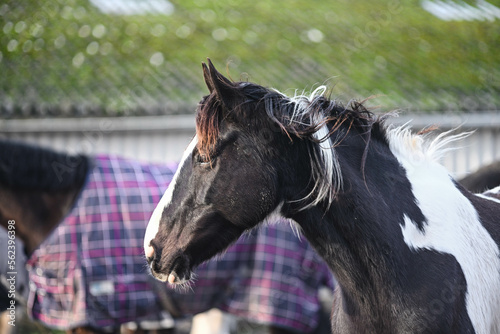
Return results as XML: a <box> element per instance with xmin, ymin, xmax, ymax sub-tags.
<box><xmin>0</xmin><ymin>185</ymin><xmax>83</xmax><ymax>256</ymax></box>
<box><xmin>288</xmin><ymin>132</ymin><xmax>426</xmax><ymax>311</ymax></box>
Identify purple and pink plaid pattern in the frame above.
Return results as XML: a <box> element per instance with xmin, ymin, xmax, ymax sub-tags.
<box><xmin>179</xmin><ymin>225</ymin><xmax>335</xmax><ymax>331</ymax></box>
<box><xmin>27</xmin><ymin>155</ymin><xmax>177</xmax><ymax>329</ymax></box>
<box><xmin>27</xmin><ymin>155</ymin><xmax>335</xmax><ymax>332</ymax></box>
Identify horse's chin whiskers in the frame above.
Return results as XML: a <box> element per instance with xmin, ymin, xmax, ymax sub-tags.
<box><xmin>167</xmin><ymin>272</ymin><xmax>196</xmax><ymax>293</ymax></box>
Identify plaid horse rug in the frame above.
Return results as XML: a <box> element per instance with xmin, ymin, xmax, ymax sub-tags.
<box><xmin>27</xmin><ymin>155</ymin><xmax>335</xmax><ymax>332</ymax></box>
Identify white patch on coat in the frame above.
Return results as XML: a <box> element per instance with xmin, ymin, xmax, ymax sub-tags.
<box><xmin>143</xmin><ymin>136</ymin><xmax>198</xmax><ymax>255</ymax></box>
<box><xmin>388</xmin><ymin>126</ymin><xmax>500</xmax><ymax>334</ymax></box>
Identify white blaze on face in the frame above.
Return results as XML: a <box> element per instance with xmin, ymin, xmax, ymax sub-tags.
<box><xmin>143</xmin><ymin>136</ymin><xmax>199</xmax><ymax>257</ymax></box>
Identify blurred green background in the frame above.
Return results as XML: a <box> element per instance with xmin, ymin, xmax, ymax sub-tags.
<box><xmin>1</xmin><ymin>0</ymin><xmax>499</xmax><ymax>116</ymax></box>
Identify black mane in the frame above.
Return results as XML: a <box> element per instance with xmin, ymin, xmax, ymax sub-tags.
<box><xmin>0</xmin><ymin>140</ymin><xmax>91</xmax><ymax>190</ymax></box>
<box><xmin>197</xmin><ymin>79</ymin><xmax>387</xmax><ymax>160</ymax></box>
<box><xmin>239</xmin><ymin>83</ymin><xmax>390</xmax><ymax>174</ymax></box>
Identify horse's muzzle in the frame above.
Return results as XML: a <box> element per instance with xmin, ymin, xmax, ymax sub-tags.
<box><xmin>146</xmin><ymin>245</ymin><xmax>191</xmax><ymax>285</ymax></box>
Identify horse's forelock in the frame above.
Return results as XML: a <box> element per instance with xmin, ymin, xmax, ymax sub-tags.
<box><xmin>196</xmin><ymin>93</ymin><xmax>222</xmax><ymax>159</ymax></box>
<box><xmin>195</xmin><ymin>83</ymin><xmax>273</xmax><ymax>159</ymax></box>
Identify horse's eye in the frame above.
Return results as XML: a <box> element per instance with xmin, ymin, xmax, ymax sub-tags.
<box><xmin>197</xmin><ymin>153</ymin><xmax>212</xmax><ymax>166</ymax></box>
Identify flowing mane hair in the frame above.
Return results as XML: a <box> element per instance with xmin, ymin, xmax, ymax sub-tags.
<box><xmin>196</xmin><ymin>72</ymin><xmax>382</xmax><ymax>208</ymax></box>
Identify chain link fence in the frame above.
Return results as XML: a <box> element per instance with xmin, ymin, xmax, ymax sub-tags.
<box><xmin>1</xmin><ymin>0</ymin><xmax>499</xmax><ymax>118</ymax></box>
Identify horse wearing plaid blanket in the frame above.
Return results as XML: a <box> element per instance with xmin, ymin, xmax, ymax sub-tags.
<box><xmin>145</xmin><ymin>60</ymin><xmax>500</xmax><ymax>334</ymax></box>
<box><xmin>0</xmin><ymin>139</ymin><xmax>334</xmax><ymax>334</ymax></box>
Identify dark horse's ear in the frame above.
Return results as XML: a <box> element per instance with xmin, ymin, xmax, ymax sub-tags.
<box><xmin>202</xmin><ymin>58</ymin><xmax>240</xmax><ymax>110</ymax></box>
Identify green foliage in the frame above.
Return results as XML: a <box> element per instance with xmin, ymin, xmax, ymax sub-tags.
<box><xmin>0</xmin><ymin>0</ymin><xmax>499</xmax><ymax>116</ymax></box>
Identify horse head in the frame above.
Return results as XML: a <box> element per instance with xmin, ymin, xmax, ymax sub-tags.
<box><xmin>144</xmin><ymin>60</ymin><xmax>300</xmax><ymax>284</ymax></box>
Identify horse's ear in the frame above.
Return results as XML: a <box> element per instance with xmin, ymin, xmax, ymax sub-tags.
<box><xmin>202</xmin><ymin>59</ymin><xmax>239</xmax><ymax>109</ymax></box>
<box><xmin>202</xmin><ymin>61</ymin><xmax>215</xmax><ymax>93</ymax></box>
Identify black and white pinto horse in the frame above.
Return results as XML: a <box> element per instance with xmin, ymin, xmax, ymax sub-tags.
<box><xmin>144</xmin><ymin>60</ymin><xmax>500</xmax><ymax>334</ymax></box>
